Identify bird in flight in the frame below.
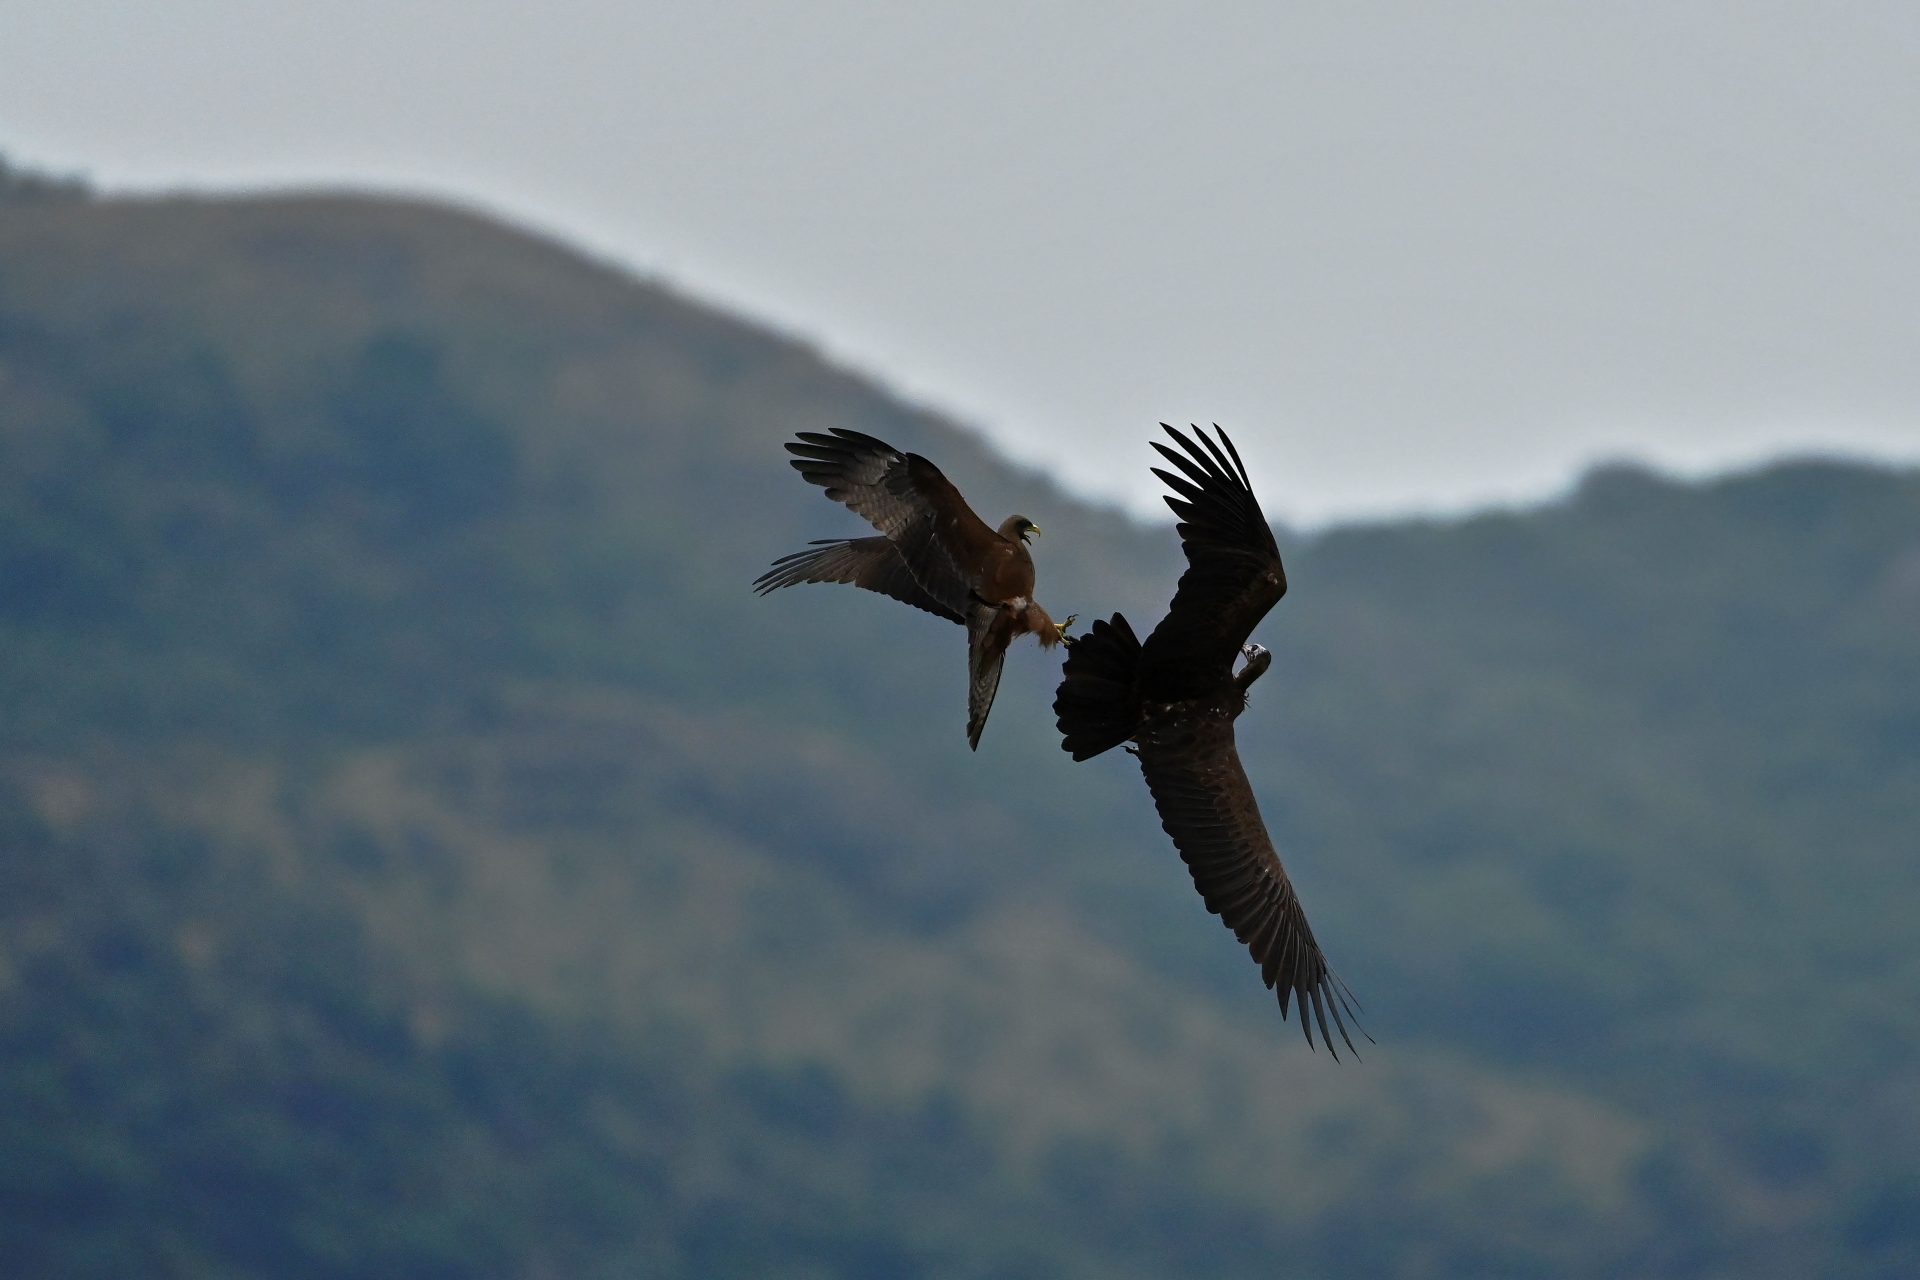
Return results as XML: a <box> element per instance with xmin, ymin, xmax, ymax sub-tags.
<box><xmin>1054</xmin><ymin>424</ymin><xmax>1365</xmax><ymax>1056</ymax></box>
<box><xmin>756</xmin><ymin>428</ymin><xmax>1073</xmax><ymax>749</ymax></box>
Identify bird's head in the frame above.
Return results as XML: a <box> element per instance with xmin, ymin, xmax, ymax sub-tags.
<box><xmin>1000</xmin><ymin>515</ymin><xmax>1040</xmax><ymax>544</ymax></box>
<box><xmin>1236</xmin><ymin>643</ymin><xmax>1272</xmax><ymax>693</ymax></box>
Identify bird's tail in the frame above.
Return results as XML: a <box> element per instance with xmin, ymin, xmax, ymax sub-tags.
<box><xmin>1053</xmin><ymin>612</ymin><xmax>1143</xmax><ymax>761</ymax></box>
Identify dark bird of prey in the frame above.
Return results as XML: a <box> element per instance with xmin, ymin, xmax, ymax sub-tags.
<box><xmin>755</xmin><ymin>428</ymin><xmax>1072</xmax><ymax>749</ymax></box>
<box><xmin>1053</xmin><ymin>424</ymin><xmax>1366</xmax><ymax>1056</ymax></box>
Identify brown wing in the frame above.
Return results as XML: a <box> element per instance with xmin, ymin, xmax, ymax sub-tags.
<box><xmin>785</xmin><ymin>428</ymin><xmax>1003</xmax><ymax>616</ymax></box>
<box><xmin>964</xmin><ymin>600</ymin><xmax>1012</xmax><ymax>751</ymax></box>
<box><xmin>752</xmin><ymin>537</ymin><xmax>965</xmax><ymax>624</ymax></box>
<box><xmin>1136</xmin><ymin>709</ymin><xmax>1365</xmax><ymax>1058</ymax></box>
<box><xmin>1141</xmin><ymin>424</ymin><xmax>1287</xmax><ymax>681</ymax></box>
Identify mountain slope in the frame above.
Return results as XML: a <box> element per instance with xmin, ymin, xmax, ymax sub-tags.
<box><xmin>3</xmin><ymin>178</ymin><xmax>1919</xmax><ymax>1278</ymax></box>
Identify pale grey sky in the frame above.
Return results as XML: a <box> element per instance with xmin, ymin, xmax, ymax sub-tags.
<box><xmin>7</xmin><ymin>1</ymin><xmax>1919</xmax><ymax>522</ymax></box>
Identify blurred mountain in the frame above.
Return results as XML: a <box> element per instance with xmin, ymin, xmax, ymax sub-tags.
<box><xmin>3</xmin><ymin>170</ymin><xmax>1918</xmax><ymax>1279</ymax></box>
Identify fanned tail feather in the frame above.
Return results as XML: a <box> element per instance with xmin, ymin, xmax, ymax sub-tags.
<box><xmin>1052</xmin><ymin>613</ymin><xmax>1143</xmax><ymax>761</ymax></box>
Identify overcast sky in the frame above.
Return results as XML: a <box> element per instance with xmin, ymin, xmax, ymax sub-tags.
<box><xmin>7</xmin><ymin>2</ymin><xmax>1919</xmax><ymax>523</ymax></box>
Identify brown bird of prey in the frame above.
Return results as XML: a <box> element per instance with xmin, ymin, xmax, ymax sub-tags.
<box><xmin>1053</xmin><ymin>424</ymin><xmax>1365</xmax><ymax>1056</ymax></box>
<box><xmin>755</xmin><ymin>428</ymin><xmax>1072</xmax><ymax>749</ymax></box>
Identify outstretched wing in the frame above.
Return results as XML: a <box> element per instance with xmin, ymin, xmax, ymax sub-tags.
<box><xmin>785</xmin><ymin>428</ymin><xmax>1001</xmax><ymax>616</ymax></box>
<box><xmin>1142</xmin><ymin>424</ymin><xmax>1286</xmax><ymax>678</ymax></box>
<box><xmin>752</xmin><ymin>537</ymin><xmax>965</xmax><ymax>624</ymax></box>
<box><xmin>1136</xmin><ymin>709</ymin><xmax>1365</xmax><ymax>1058</ymax></box>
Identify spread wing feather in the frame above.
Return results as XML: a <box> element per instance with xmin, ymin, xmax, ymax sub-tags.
<box><xmin>1136</xmin><ymin>712</ymin><xmax>1366</xmax><ymax>1057</ymax></box>
<box><xmin>752</xmin><ymin>537</ymin><xmax>965</xmax><ymax>624</ymax></box>
<box><xmin>1142</xmin><ymin>424</ymin><xmax>1287</xmax><ymax>675</ymax></box>
<box><xmin>786</xmin><ymin>428</ymin><xmax>999</xmax><ymax>616</ymax></box>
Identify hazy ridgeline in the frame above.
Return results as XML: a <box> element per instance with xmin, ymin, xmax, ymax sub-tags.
<box><xmin>2</xmin><ymin>166</ymin><xmax>1918</xmax><ymax>1278</ymax></box>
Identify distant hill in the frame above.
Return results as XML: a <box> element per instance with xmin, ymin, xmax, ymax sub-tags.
<box><xmin>3</xmin><ymin>173</ymin><xmax>1918</xmax><ymax>1279</ymax></box>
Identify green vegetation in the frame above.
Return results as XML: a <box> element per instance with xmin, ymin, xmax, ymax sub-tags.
<box><xmin>2</xmin><ymin>166</ymin><xmax>1917</xmax><ymax>1277</ymax></box>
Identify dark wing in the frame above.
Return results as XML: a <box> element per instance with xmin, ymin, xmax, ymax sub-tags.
<box><xmin>964</xmin><ymin>601</ymin><xmax>1012</xmax><ymax>751</ymax></box>
<box><xmin>1136</xmin><ymin>711</ymin><xmax>1366</xmax><ymax>1058</ymax></box>
<box><xmin>1141</xmin><ymin>424</ymin><xmax>1286</xmax><ymax>675</ymax></box>
<box><xmin>786</xmin><ymin>428</ymin><xmax>1001</xmax><ymax>616</ymax></box>
<box><xmin>753</xmin><ymin>537</ymin><xmax>965</xmax><ymax>624</ymax></box>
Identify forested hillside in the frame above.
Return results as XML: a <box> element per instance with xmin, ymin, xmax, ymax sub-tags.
<box><xmin>3</xmin><ymin>172</ymin><xmax>1918</xmax><ymax>1278</ymax></box>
